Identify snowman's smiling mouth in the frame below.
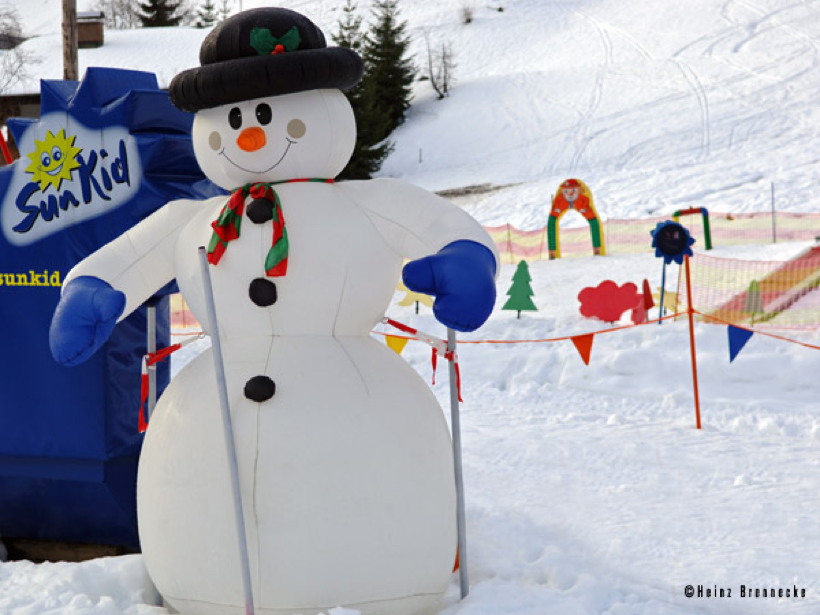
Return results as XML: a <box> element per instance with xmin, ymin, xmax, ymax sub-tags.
<box><xmin>220</xmin><ymin>139</ymin><xmax>296</xmax><ymax>174</ymax></box>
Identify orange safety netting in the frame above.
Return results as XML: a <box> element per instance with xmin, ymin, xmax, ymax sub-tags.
<box><xmin>676</xmin><ymin>246</ymin><xmax>820</xmax><ymax>330</ymax></box>
<box><xmin>488</xmin><ymin>211</ymin><xmax>820</xmax><ymax>263</ymax></box>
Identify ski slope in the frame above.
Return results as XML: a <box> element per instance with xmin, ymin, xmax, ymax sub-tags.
<box><xmin>2</xmin><ymin>0</ymin><xmax>820</xmax><ymax>613</ymax></box>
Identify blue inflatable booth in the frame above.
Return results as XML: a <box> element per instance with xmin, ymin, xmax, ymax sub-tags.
<box><xmin>0</xmin><ymin>68</ymin><xmax>221</xmax><ymax>548</ymax></box>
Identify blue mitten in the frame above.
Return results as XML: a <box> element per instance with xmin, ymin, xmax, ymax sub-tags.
<box><xmin>49</xmin><ymin>276</ymin><xmax>126</xmax><ymax>366</ymax></box>
<box><xmin>402</xmin><ymin>240</ymin><xmax>497</xmax><ymax>332</ymax></box>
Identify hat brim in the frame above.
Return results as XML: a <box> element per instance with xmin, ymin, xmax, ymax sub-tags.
<box><xmin>169</xmin><ymin>47</ymin><xmax>363</xmax><ymax>113</ymax></box>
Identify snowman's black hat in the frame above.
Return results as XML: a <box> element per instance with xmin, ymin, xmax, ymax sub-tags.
<box><xmin>169</xmin><ymin>8</ymin><xmax>364</xmax><ymax>112</ymax></box>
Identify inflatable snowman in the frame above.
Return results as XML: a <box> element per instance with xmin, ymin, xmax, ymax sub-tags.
<box><xmin>50</xmin><ymin>8</ymin><xmax>498</xmax><ymax>615</ymax></box>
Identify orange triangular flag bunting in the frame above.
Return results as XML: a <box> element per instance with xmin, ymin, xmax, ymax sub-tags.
<box><xmin>571</xmin><ymin>333</ymin><xmax>594</xmax><ymax>365</ymax></box>
<box><xmin>385</xmin><ymin>335</ymin><xmax>410</xmax><ymax>355</ymax></box>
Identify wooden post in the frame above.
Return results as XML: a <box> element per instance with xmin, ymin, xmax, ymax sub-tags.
<box><xmin>62</xmin><ymin>0</ymin><xmax>78</xmax><ymax>81</ymax></box>
<box><xmin>684</xmin><ymin>254</ymin><xmax>702</xmax><ymax>429</ymax></box>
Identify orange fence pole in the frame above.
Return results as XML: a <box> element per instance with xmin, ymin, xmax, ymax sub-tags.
<box><xmin>684</xmin><ymin>254</ymin><xmax>702</xmax><ymax>429</ymax></box>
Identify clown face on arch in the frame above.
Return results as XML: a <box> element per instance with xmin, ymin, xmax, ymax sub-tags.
<box><xmin>547</xmin><ymin>177</ymin><xmax>606</xmax><ymax>259</ymax></box>
<box><xmin>560</xmin><ymin>178</ymin><xmax>582</xmax><ymax>204</ymax></box>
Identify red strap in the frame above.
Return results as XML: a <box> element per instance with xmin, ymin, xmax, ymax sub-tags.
<box><xmin>138</xmin><ymin>369</ymin><xmax>149</xmax><ymax>433</ymax></box>
<box><xmin>136</xmin><ymin>342</ymin><xmax>184</xmax><ymax>432</ymax></box>
<box><xmin>0</xmin><ymin>130</ymin><xmax>13</xmax><ymax>165</ymax></box>
<box><xmin>384</xmin><ymin>317</ymin><xmax>417</xmax><ymax>335</ymax></box>
<box><xmin>146</xmin><ymin>343</ymin><xmax>181</xmax><ymax>367</ymax></box>
<box><xmin>445</xmin><ymin>350</ymin><xmax>464</xmax><ymax>403</ymax></box>
<box><xmin>383</xmin><ymin>317</ymin><xmax>464</xmax><ymax>401</ymax></box>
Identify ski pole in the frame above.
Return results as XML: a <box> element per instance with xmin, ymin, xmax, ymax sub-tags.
<box><xmin>198</xmin><ymin>247</ymin><xmax>256</xmax><ymax>615</ymax></box>
<box><xmin>447</xmin><ymin>327</ymin><xmax>469</xmax><ymax>599</ymax></box>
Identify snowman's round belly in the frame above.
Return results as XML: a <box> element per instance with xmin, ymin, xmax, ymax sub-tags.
<box><xmin>137</xmin><ymin>335</ymin><xmax>456</xmax><ymax>615</ymax></box>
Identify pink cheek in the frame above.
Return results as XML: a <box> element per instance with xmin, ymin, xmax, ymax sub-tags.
<box><xmin>209</xmin><ymin>131</ymin><xmax>222</xmax><ymax>151</ymax></box>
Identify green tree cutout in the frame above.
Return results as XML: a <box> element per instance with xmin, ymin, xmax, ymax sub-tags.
<box><xmin>502</xmin><ymin>260</ymin><xmax>538</xmax><ymax>318</ymax></box>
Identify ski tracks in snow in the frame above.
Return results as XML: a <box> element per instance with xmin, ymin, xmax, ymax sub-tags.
<box><xmin>672</xmin><ymin>60</ymin><xmax>712</xmax><ymax>160</ymax></box>
<box><xmin>669</xmin><ymin>0</ymin><xmax>819</xmax><ymax>162</ymax></box>
<box><xmin>549</xmin><ymin>0</ymin><xmax>817</xmax><ymax>182</ymax></box>
<box><xmin>548</xmin><ymin>1</ymin><xmax>656</xmax><ymax>177</ymax></box>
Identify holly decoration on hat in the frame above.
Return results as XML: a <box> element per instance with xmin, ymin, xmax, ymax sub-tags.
<box><xmin>250</xmin><ymin>26</ymin><xmax>301</xmax><ymax>55</ymax></box>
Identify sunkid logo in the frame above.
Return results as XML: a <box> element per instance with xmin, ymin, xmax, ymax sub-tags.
<box><xmin>14</xmin><ymin>138</ymin><xmax>132</xmax><ymax>234</ymax></box>
<box><xmin>24</xmin><ymin>129</ymin><xmax>82</xmax><ymax>192</ymax></box>
<box><xmin>1</xmin><ymin>117</ymin><xmax>141</xmax><ymax>246</ymax></box>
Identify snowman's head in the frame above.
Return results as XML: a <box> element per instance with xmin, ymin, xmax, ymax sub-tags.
<box><xmin>169</xmin><ymin>7</ymin><xmax>363</xmax><ymax>185</ymax></box>
<box><xmin>192</xmin><ymin>89</ymin><xmax>355</xmax><ymax>188</ymax></box>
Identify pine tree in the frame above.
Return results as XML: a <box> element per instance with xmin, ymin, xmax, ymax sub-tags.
<box><xmin>216</xmin><ymin>0</ymin><xmax>232</xmax><ymax>21</ymax></box>
<box><xmin>92</xmin><ymin>0</ymin><xmax>141</xmax><ymax>29</ymax></box>
<box><xmin>332</xmin><ymin>0</ymin><xmax>393</xmax><ymax>179</ymax></box>
<box><xmin>196</xmin><ymin>0</ymin><xmax>218</xmax><ymax>28</ymax></box>
<box><xmin>139</xmin><ymin>0</ymin><xmax>182</xmax><ymax>27</ymax></box>
<box><xmin>334</xmin><ymin>0</ymin><xmax>364</xmax><ymax>54</ymax></box>
<box><xmin>502</xmin><ymin>261</ymin><xmax>538</xmax><ymax>318</ymax></box>
<box><xmin>361</xmin><ymin>0</ymin><xmax>416</xmax><ymax>142</ymax></box>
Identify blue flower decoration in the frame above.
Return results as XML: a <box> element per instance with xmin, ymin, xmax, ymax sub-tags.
<box><xmin>650</xmin><ymin>221</ymin><xmax>695</xmax><ymax>264</ymax></box>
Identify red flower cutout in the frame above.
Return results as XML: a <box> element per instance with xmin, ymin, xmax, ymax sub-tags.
<box><xmin>578</xmin><ymin>280</ymin><xmax>641</xmax><ymax>323</ymax></box>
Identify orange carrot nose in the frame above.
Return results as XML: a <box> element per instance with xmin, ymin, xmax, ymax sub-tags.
<box><xmin>236</xmin><ymin>127</ymin><xmax>267</xmax><ymax>152</ymax></box>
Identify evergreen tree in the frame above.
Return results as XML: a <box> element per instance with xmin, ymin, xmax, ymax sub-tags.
<box><xmin>139</xmin><ymin>0</ymin><xmax>182</xmax><ymax>27</ymax></box>
<box><xmin>92</xmin><ymin>0</ymin><xmax>141</xmax><ymax>29</ymax></box>
<box><xmin>216</xmin><ymin>0</ymin><xmax>232</xmax><ymax>21</ymax></box>
<box><xmin>332</xmin><ymin>0</ymin><xmax>393</xmax><ymax>179</ymax></box>
<box><xmin>196</xmin><ymin>0</ymin><xmax>218</xmax><ymax>28</ymax></box>
<box><xmin>502</xmin><ymin>261</ymin><xmax>538</xmax><ymax>318</ymax></box>
<box><xmin>361</xmin><ymin>0</ymin><xmax>416</xmax><ymax>142</ymax></box>
<box><xmin>334</xmin><ymin>0</ymin><xmax>364</xmax><ymax>54</ymax></box>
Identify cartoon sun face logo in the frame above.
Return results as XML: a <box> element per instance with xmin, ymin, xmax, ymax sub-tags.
<box><xmin>24</xmin><ymin>129</ymin><xmax>82</xmax><ymax>192</ymax></box>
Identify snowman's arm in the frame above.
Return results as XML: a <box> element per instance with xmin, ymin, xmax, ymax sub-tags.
<box><xmin>345</xmin><ymin>178</ymin><xmax>500</xmax><ymax>332</ymax></box>
<box><xmin>63</xmin><ymin>198</ymin><xmax>207</xmax><ymax>321</ymax></box>
<box><xmin>344</xmin><ymin>178</ymin><xmax>500</xmax><ymax>265</ymax></box>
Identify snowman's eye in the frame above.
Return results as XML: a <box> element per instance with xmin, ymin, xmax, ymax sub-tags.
<box><xmin>255</xmin><ymin>103</ymin><xmax>272</xmax><ymax>126</ymax></box>
<box><xmin>228</xmin><ymin>107</ymin><xmax>242</xmax><ymax>130</ymax></box>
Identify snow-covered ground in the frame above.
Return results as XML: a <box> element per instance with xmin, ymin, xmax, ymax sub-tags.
<box><xmin>2</xmin><ymin>0</ymin><xmax>820</xmax><ymax>613</ymax></box>
<box><xmin>4</xmin><ymin>244</ymin><xmax>820</xmax><ymax>615</ymax></box>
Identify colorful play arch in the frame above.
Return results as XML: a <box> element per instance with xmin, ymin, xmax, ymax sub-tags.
<box><xmin>547</xmin><ymin>178</ymin><xmax>606</xmax><ymax>259</ymax></box>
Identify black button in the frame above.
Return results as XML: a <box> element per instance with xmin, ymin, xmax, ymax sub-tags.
<box><xmin>246</xmin><ymin>198</ymin><xmax>274</xmax><ymax>224</ymax></box>
<box><xmin>249</xmin><ymin>278</ymin><xmax>277</xmax><ymax>306</ymax></box>
<box><xmin>244</xmin><ymin>375</ymin><xmax>275</xmax><ymax>402</ymax></box>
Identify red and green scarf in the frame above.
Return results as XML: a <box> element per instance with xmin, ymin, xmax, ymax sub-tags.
<box><xmin>207</xmin><ymin>179</ymin><xmax>333</xmax><ymax>276</ymax></box>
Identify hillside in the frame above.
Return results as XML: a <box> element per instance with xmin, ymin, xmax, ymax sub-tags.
<box><xmin>6</xmin><ymin>0</ymin><xmax>819</xmax><ymax>228</ymax></box>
